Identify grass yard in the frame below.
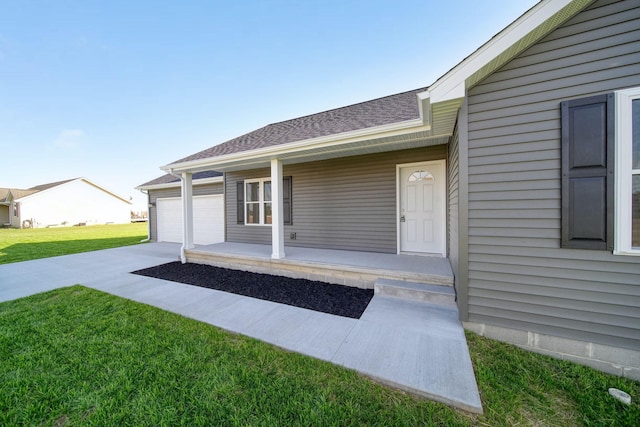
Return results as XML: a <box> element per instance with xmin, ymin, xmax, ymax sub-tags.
<box><xmin>1</xmin><ymin>287</ymin><xmax>638</xmax><ymax>426</ymax></box>
<box><xmin>0</xmin><ymin>223</ymin><xmax>148</xmax><ymax>264</ymax></box>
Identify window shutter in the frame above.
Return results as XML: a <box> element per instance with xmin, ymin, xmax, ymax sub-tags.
<box><xmin>283</xmin><ymin>176</ymin><xmax>292</xmax><ymax>225</ymax></box>
<box><xmin>236</xmin><ymin>181</ymin><xmax>245</xmax><ymax>224</ymax></box>
<box><xmin>561</xmin><ymin>93</ymin><xmax>614</xmax><ymax>250</ymax></box>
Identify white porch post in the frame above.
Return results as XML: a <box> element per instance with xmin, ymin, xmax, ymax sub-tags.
<box><xmin>271</xmin><ymin>159</ymin><xmax>285</xmax><ymax>259</ymax></box>
<box><xmin>181</xmin><ymin>172</ymin><xmax>194</xmax><ymax>263</ymax></box>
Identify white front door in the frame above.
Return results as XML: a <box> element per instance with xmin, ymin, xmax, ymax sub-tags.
<box><xmin>399</xmin><ymin>160</ymin><xmax>446</xmax><ymax>255</ymax></box>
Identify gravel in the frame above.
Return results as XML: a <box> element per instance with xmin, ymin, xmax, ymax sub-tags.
<box><xmin>132</xmin><ymin>262</ymin><xmax>374</xmax><ymax>319</ymax></box>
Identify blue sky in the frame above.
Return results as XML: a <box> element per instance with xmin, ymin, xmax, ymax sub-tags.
<box><xmin>0</xmin><ymin>1</ymin><xmax>538</xmax><ymax>209</ymax></box>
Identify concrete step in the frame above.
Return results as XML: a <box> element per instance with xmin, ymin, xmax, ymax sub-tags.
<box><xmin>374</xmin><ymin>278</ymin><xmax>456</xmax><ymax>307</ymax></box>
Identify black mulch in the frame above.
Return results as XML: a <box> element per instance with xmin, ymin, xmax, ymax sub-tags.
<box><xmin>131</xmin><ymin>262</ymin><xmax>374</xmax><ymax>319</ymax></box>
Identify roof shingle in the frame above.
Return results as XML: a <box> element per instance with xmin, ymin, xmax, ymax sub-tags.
<box><xmin>138</xmin><ymin>170</ymin><xmax>222</xmax><ymax>188</ymax></box>
<box><xmin>168</xmin><ymin>87</ymin><xmax>426</xmax><ymax>166</ymax></box>
<box><xmin>28</xmin><ymin>178</ymin><xmax>76</xmax><ymax>192</ymax></box>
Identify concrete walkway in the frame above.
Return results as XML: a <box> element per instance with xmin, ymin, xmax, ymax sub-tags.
<box><xmin>0</xmin><ymin>243</ymin><xmax>482</xmax><ymax>413</ymax></box>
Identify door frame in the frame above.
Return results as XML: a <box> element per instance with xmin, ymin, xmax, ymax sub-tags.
<box><xmin>396</xmin><ymin>159</ymin><xmax>447</xmax><ymax>256</ymax></box>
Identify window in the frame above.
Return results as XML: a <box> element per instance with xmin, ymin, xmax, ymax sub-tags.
<box><xmin>408</xmin><ymin>170</ymin><xmax>434</xmax><ymax>182</ymax></box>
<box><xmin>237</xmin><ymin>177</ymin><xmax>293</xmax><ymax>226</ymax></box>
<box><xmin>615</xmin><ymin>87</ymin><xmax>640</xmax><ymax>255</ymax></box>
<box><xmin>245</xmin><ymin>178</ymin><xmax>271</xmax><ymax>225</ymax></box>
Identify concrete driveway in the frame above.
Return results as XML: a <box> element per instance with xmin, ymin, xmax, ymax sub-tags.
<box><xmin>0</xmin><ymin>242</ymin><xmax>182</xmax><ymax>302</ymax></box>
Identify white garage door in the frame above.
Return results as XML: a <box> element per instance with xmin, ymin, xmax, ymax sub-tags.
<box><xmin>157</xmin><ymin>195</ymin><xmax>224</xmax><ymax>245</ymax></box>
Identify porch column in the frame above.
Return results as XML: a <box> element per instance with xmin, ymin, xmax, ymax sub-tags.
<box><xmin>181</xmin><ymin>172</ymin><xmax>194</xmax><ymax>263</ymax></box>
<box><xmin>271</xmin><ymin>158</ymin><xmax>285</xmax><ymax>259</ymax></box>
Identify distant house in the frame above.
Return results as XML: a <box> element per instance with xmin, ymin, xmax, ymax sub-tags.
<box><xmin>1</xmin><ymin>178</ymin><xmax>131</xmax><ymax>228</ymax></box>
<box><xmin>148</xmin><ymin>0</ymin><xmax>640</xmax><ymax>379</ymax></box>
<box><xmin>136</xmin><ymin>171</ymin><xmax>224</xmax><ymax>244</ymax></box>
<box><xmin>0</xmin><ymin>189</ymin><xmax>11</xmax><ymax>226</ymax></box>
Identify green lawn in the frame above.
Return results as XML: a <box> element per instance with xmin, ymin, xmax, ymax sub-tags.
<box><xmin>1</xmin><ymin>286</ymin><xmax>638</xmax><ymax>426</ymax></box>
<box><xmin>0</xmin><ymin>223</ymin><xmax>148</xmax><ymax>264</ymax></box>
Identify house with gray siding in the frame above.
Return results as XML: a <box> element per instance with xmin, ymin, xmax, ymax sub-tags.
<box><xmin>153</xmin><ymin>0</ymin><xmax>640</xmax><ymax>379</ymax></box>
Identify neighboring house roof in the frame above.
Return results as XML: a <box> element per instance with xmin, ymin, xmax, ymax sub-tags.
<box><xmin>28</xmin><ymin>178</ymin><xmax>76</xmax><ymax>192</ymax></box>
<box><xmin>0</xmin><ymin>187</ymin><xmax>39</xmax><ymax>203</ymax></box>
<box><xmin>162</xmin><ymin>0</ymin><xmax>592</xmax><ymax>173</ymax></box>
<box><xmin>10</xmin><ymin>178</ymin><xmax>131</xmax><ymax>204</ymax></box>
<box><xmin>10</xmin><ymin>189</ymin><xmax>39</xmax><ymax>200</ymax></box>
<box><xmin>137</xmin><ymin>171</ymin><xmax>223</xmax><ymax>190</ymax></box>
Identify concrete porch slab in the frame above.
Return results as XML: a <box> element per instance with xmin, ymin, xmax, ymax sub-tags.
<box><xmin>187</xmin><ymin>242</ymin><xmax>454</xmax><ymax>288</ymax></box>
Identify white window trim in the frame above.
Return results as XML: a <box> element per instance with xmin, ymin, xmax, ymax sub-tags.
<box><xmin>614</xmin><ymin>87</ymin><xmax>640</xmax><ymax>256</ymax></box>
<box><xmin>244</xmin><ymin>177</ymin><xmax>272</xmax><ymax>226</ymax></box>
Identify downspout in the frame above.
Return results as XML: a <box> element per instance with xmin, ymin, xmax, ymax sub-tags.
<box><xmin>137</xmin><ymin>188</ymin><xmax>151</xmax><ymax>243</ymax></box>
<box><xmin>168</xmin><ymin>169</ymin><xmax>188</xmax><ymax>263</ymax></box>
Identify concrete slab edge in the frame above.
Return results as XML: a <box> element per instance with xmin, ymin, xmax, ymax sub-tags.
<box><xmin>345</xmin><ymin>368</ymin><xmax>484</xmax><ymax>414</ymax></box>
<box><xmin>186</xmin><ymin>249</ymin><xmax>454</xmax><ymax>288</ymax></box>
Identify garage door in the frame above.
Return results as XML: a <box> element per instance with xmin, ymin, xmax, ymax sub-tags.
<box><xmin>157</xmin><ymin>195</ymin><xmax>224</xmax><ymax>245</ymax></box>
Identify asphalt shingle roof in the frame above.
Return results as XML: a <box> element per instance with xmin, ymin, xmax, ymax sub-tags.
<box><xmin>28</xmin><ymin>178</ymin><xmax>76</xmax><ymax>192</ymax></box>
<box><xmin>139</xmin><ymin>171</ymin><xmax>222</xmax><ymax>188</ymax></box>
<box><xmin>0</xmin><ymin>188</ymin><xmax>40</xmax><ymax>201</ymax></box>
<box><xmin>1</xmin><ymin>179</ymin><xmax>81</xmax><ymax>202</ymax></box>
<box><xmin>11</xmin><ymin>189</ymin><xmax>39</xmax><ymax>199</ymax></box>
<box><xmin>168</xmin><ymin>87</ymin><xmax>427</xmax><ymax>166</ymax></box>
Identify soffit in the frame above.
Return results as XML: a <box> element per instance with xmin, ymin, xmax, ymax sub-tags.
<box><xmin>172</xmin><ymin>131</ymin><xmax>450</xmax><ymax>173</ymax></box>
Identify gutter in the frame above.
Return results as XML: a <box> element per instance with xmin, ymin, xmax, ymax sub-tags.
<box><xmin>135</xmin><ymin>176</ymin><xmax>223</xmax><ymax>192</ymax></box>
<box><xmin>137</xmin><ymin>187</ymin><xmax>151</xmax><ymax>243</ymax></box>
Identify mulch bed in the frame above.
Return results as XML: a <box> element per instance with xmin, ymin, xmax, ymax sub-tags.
<box><xmin>131</xmin><ymin>262</ymin><xmax>373</xmax><ymax>319</ymax></box>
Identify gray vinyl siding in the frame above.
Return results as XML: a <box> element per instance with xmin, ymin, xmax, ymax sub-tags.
<box><xmin>465</xmin><ymin>0</ymin><xmax>640</xmax><ymax>351</ymax></box>
<box><xmin>226</xmin><ymin>145</ymin><xmax>448</xmax><ymax>253</ymax></box>
<box><xmin>448</xmin><ymin>122</ymin><xmax>460</xmax><ymax>287</ymax></box>
<box><xmin>226</xmin><ymin>168</ymin><xmax>272</xmax><ymax>245</ymax></box>
<box><xmin>148</xmin><ymin>183</ymin><xmax>223</xmax><ymax>241</ymax></box>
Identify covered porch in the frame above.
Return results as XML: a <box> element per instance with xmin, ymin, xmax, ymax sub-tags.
<box><xmin>184</xmin><ymin>242</ymin><xmax>454</xmax><ymax>289</ymax></box>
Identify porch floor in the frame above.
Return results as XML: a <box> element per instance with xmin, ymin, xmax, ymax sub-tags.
<box><xmin>186</xmin><ymin>242</ymin><xmax>454</xmax><ymax>288</ymax></box>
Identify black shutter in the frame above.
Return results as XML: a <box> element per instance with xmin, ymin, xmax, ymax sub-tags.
<box><xmin>561</xmin><ymin>93</ymin><xmax>614</xmax><ymax>250</ymax></box>
<box><xmin>283</xmin><ymin>176</ymin><xmax>292</xmax><ymax>225</ymax></box>
<box><xmin>236</xmin><ymin>181</ymin><xmax>245</xmax><ymax>224</ymax></box>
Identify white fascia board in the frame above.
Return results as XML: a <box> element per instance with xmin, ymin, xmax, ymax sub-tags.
<box><xmin>78</xmin><ymin>178</ymin><xmax>132</xmax><ymax>204</ymax></box>
<box><xmin>424</xmin><ymin>0</ymin><xmax>574</xmax><ymax>104</ymax></box>
<box><xmin>136</xmin><ymin>176</ymin><xmax>223</xmax><ymax>191</ymax></box>
<box><xmin>162</xmin><ymin>117</ymin><xmax>428</xmax><ymax>173</ymax></box>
